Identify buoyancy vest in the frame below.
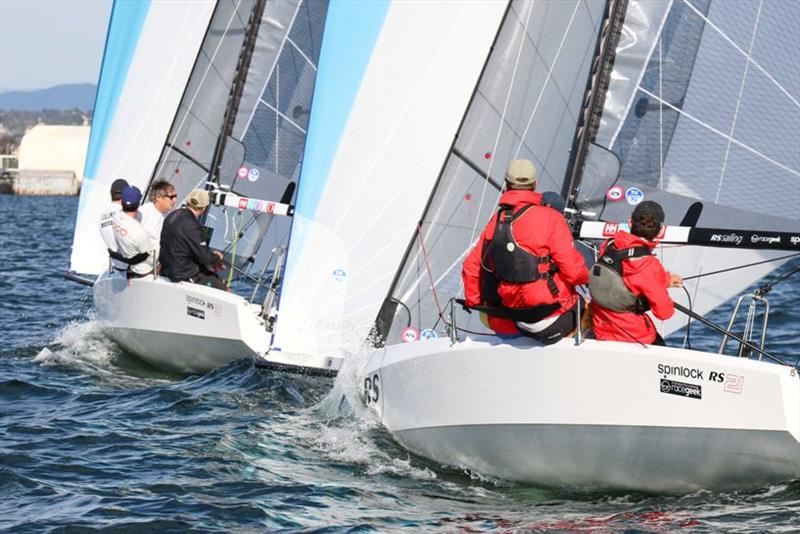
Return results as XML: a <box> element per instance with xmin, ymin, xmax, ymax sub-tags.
<box><xmin>482</xmin><ymin>204</ymin><xmax>559</xmax><ymax>296</ymax></box>
<box><xmin>589</xmin><ymin>243</ymin><xmax>651</xmax><ymax>313</ymax></box>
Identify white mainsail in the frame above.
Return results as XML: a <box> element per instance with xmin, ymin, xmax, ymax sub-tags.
<box><xmin>70</xmin><ymin>0</ymin><xmax>215</xmax><ymax>275</ymax></box>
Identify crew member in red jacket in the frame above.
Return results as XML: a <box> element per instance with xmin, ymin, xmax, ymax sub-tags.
<box><xmin>590</xmin><ymin>201</ymin><xmax>683</xmax><ymax>345</ymax></box>
<box><xmin>462</xmin><ymin>159</ymin><xmax>589</xmax><ymax>343</ymax></box>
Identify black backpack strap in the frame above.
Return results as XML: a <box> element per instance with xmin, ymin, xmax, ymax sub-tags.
<box><xmin>600</xmin><ymin>243</ymin><xmax>651</xmax><ymax>275</ymax></box>
<box><xmin>108</xmin><ymin>249</ymin><xmax>150</xmax><ymax>266</ymax></box>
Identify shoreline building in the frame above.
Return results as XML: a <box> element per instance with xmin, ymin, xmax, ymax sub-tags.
<box><xmin>14</xmin><ymin>124</ymin><xmax>90</xmax><ymax>195</ymax></box>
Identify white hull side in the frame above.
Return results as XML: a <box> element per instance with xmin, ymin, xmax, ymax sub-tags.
<box><xmin>359</xmin><ymin>338</ymin><xmax>800</xmax><ymax>493</ymax></box>
<box><xmin>93</xmin><ymin>273</ymin><xmax>269</xmax><ymax>374</ymax></box>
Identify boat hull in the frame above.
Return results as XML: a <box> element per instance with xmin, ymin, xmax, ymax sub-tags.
<box><xmin>93</xmin><ymin>272</ymin><xmax>270</xmax><ymax>373</ymax></box>
<box><xmin>359</xmin><ymin>337</ymin><xmax>800</xmax><ymax>493</ymax></box>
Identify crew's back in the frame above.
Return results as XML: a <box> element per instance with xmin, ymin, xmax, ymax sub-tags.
<box><xmin>589</xmin><ymin>200</ymin><xmax>683</xmax><ymax>345</ymax></box>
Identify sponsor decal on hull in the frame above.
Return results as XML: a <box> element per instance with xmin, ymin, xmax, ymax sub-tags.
<box><xmin>187</xmin><ymin>306</ymin><xmax>205</xmax><ymax>320</ymax></box>
<box><xmin>186</xmin><ymin>295</ymin><xmax>222</xmax><ymax>318</ymax></box>
<box><xmin>660</xmin><ymin>378</ymin><xmax>702</xmax><ymax>399</ymax></box>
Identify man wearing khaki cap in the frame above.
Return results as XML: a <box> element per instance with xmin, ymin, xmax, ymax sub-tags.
<box><xmin>159</xmin><ymin>189</ymin><xmax>227</xmax><ymax>291</ymax></box>
<box><xmin>461</xmin><ymin>159</ymin><xmax>589</xmax><ymax>344</ymax></box>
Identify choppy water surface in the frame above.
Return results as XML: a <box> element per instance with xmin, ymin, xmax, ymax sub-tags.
<box><xmin>1</xmin><ymin>195</ymin><xmax>798</xmax><ymax>533</ymax></box>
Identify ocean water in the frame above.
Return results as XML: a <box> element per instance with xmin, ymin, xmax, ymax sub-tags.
<box><xmin>1</xmin><ymin>195</ymin><xmax>798</xmax><ymax>533</ymax></box>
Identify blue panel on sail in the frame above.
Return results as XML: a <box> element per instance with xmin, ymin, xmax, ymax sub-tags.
<box><xmin>293</xmin><ymin>0</ymin><xmax>390</xmax><ymax>222</ymax></box>
<box><xmin>81</xmin><ymin>0</ymin><xmax>151</xmax><ymax>189</ymax></box>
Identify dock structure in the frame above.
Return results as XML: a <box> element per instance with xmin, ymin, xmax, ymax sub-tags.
<box><xmin>13</xmin><ymin>170</ymin><xmax>79</xmax><ymax>195</ymax></box>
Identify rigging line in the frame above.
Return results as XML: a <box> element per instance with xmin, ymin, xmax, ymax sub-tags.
<box><xmin>760</xmin><ymin>262</ymin><xmax>800</xmax><ymax>290</ymax></box>
<box><xmin>468</xmin><ymin>0</ymin><xmax>537</xmax><ymax>246</ymax></box>
<box><xmin>658</xmin><ymin>38</ymin><xmax>664</xmax><ymax>190</ymax></box>
<box><xmin>638</xmin><ymin>87</ymin><xmax>800</xmax><ymax>178</ymax></box>
<box><xmin>681</xmin><ymin>285</ymin><xmax>693</xmax><ymax>350</ymax></box>
<box><xmin>241</xmin><ymin>0</ymin><xmax>303</xmax><ymax>138</ymax></box>
<box><xmin>682</xmin><ymin>0</ymin><xmax>800</xmax><ymax>110</ymax></box>
<box><xmin>417</xmin><ymin>224</ymin><xmax>445</xmax><ymax>318</ymax></box>
<box><xmin>153</xmin><ymin>0</ymin><xmax>245</xmax><ymax>184</ymax></box>
<box><xmin>286</xmin><ymin>36</ymin><xmax>318</xmax><ymax>72</ymax></box>
<box><xmin>513</xmin><ymin>0</ymin><xmax>582</xmax><ymax>159</ymax></box>
<box><xmin>714</xmin><ymin>0</ymin><xmax>763</xmax><ymax>204</ymax></box>
<box><xmin>682</xmin><ymin>253</ymin><xmax>800</xmax><ymax>281</ymax></box>
<box><xmin>257</xmin><ymin>98</ymin><xmax>307</xmax><ymax>134</ymax></box>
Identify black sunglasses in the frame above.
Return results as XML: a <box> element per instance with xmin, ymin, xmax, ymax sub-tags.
<box><xmin>162</xmin><ymin>194</ymin><xmax>178</xmax><ymax>199</ymax></box>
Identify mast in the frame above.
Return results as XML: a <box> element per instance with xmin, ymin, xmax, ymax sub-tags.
<box><xmin>560</xmin><ymin>0</ymin><xmax>629</xmax><ymax>210</ymax></box>
<box><xmin>208</xmin><ymin>0</ymin><xmax>267</xmax><ymax>186</ymax></box>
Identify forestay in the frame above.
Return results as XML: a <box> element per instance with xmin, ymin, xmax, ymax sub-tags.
<box><xmin>573</xmin><ymin>0</ymin><xmax>800</xmax><ymax>336</ymax></box>
<box><xmin>70</xmin><ymin>0</ymin><xmax>216</xmax><ymax>275</ymax></box>
<box><xmin>269</xmin><ymin>1</ymin><xmax>508</xmax><ymax>359</ymax></box>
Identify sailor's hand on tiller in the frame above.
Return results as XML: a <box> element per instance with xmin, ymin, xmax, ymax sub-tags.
<box><xmin>669</xmin><ymin>273</ymin><xmax>684</xmax><ymax>288</ymax></box>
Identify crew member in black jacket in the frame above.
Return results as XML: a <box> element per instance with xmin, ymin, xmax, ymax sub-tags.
<box><xmin>159</xmin><ymin>189</ymin><xmax>227</xmax><ymax>291</ymax></box>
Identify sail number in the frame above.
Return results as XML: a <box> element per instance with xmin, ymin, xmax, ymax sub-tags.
<box><xmin>363</xmin><ymin>374</ymin><xmax>380</xmax><ymax>405</ymax></box>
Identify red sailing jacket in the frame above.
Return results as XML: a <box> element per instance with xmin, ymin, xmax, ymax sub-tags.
<box><xmin>462</xmin><ymin>190</ymin><xmax>589</xmax><ymax>334</ymax></box>
<box><xmin>590</xmin><ymin>230</ymin><xmax>674</xmax><ymax>344</ymax></box>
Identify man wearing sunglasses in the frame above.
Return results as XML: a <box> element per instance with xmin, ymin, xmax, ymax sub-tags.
<box><xmin>140</xmin><ymin>179</ymin><xmax>178</xmax><ymax>240</ymax></box>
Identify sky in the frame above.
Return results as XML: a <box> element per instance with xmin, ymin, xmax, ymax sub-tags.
<box><xmin>0</xmin><ymin>0</ymin><xmax>112</xmax><ymax>92</ymax></box>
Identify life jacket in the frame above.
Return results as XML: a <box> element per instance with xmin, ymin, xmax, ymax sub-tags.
<box><xmin>482</xmin><ymin>204</ymin><xmax>560</xmax><ymax>295</ymax></box>
<box><xmin>589</xmin><ymin>243</ymin><xmax>651</xmax><ymax>313</ymax></box>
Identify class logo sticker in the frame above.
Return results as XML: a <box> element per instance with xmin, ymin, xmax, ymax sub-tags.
<box><xmin>401</xmin><ymin>327</ymin><xmax>419</xmax><ymax>343</ymax></box>
<box><xmin>248</xmin><ymin>168</ymin><xmax>260</xmax><ymax>182</ymax></box>
<box><xmin>332</xmin><ymin>268</ymin><xmax>346</xmax><ymax>282</ymax></box>
<box><xmin>606</xmin><ymin>186</ymin><xmax>624</xmax><ymax>202</ymax></box>
<box><xmin>625</xmin><ymin>187</ymin><xmax>644</xmax><ymax>205</ymax></box>
<box><xmin>237</xmin><ymin>166</ymin><xmax>249</xmax><ymax>179</ymax></box>
<box><xmin>420</xmin><ymin>328</ymin><xmax>438</xmax><ymax>340</ymax></box>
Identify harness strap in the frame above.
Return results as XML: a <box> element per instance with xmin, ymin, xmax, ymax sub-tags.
<box><xmin>108</xmin><ymin>249</ymin><xmax>150</xmax><ymax>266</ymax></box>
<box><xmin>459</xmin><ymin>300</ymin><xmax>561</xmax><ymax>324</ymax></box>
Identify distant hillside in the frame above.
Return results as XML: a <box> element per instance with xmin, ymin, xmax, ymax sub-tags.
<box><xmin>0</xmin><ymin>83</ymin><xmax>97</xmax><ymax>111</ymax></box>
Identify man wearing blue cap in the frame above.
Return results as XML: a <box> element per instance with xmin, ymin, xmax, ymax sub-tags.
<box><xmin>113</xmin><ymin>185</ymin><xmax>156</xmax><ymax>278</ymax></box>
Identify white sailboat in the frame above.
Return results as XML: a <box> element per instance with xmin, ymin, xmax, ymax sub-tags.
<box><xmin>67</xmin><ymin>0</ymin><xmax>510</xmax><ymax>374</ymax></box>
<box><xmin>349</xmin><ymin>0</ymin><xmax>800</xmax><ymax>492</ymax></box>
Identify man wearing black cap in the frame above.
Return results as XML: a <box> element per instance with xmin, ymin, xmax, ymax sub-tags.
<box><xmin>99</xmin><ymin>178</ymin><xmax>129</xmax><ymax>272</ymax></box>
<box><xmin>113</xmin><ymin>185</ymin><xmax>156</xmax><ymax>277</ymax></box>
<box><xmin>589</xmin><ymin>200</ymin><xmax>683</xmax><ymax>345</ymax></box>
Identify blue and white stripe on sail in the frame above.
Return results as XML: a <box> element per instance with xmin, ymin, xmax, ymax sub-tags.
<box><xmin>69</xmin><ymin>1</ymin><xmax>216</xmax><ymax>275</ymax></box>
<box><xmin>272</xmin><ymin>1</ymin><xmax>507</xmax><ymax>358</ymax></box>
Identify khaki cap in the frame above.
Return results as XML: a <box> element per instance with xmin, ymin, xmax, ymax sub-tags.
<box><xmin>186</xmin><ymin>189</ymin><xmax>209</xmax><ymax>210</ymax></box>
<box><xmin>505</xmin><ymin>159</ymin><xmax>538</xmax><ymax>187</ymax></box>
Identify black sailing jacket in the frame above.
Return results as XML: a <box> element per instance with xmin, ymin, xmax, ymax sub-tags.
<box><xmin>159</xmin><ymin>208</ymin><xmax>218</xmax><ymax>282</ymax></box>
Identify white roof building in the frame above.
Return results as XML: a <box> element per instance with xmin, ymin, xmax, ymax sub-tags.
<box><xmin>18</xmin><ymin>125</ymin><xmax>91</xmax><ymax>182</ymax></box>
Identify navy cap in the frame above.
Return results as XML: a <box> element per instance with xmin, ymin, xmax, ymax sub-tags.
<box><xmin>110</xmin><ymin>178</ymin><xmax>129</xmax><ymax>200</ymax></box>
<box><xmin>121</xmin><ymin>185</ymin><xmax>142</xmax><ymax>210</ymax></box>
<box><xmin>632</xmin><ymin>200</ymin><xmax>665</xmax><ymax>225</ymax></box>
